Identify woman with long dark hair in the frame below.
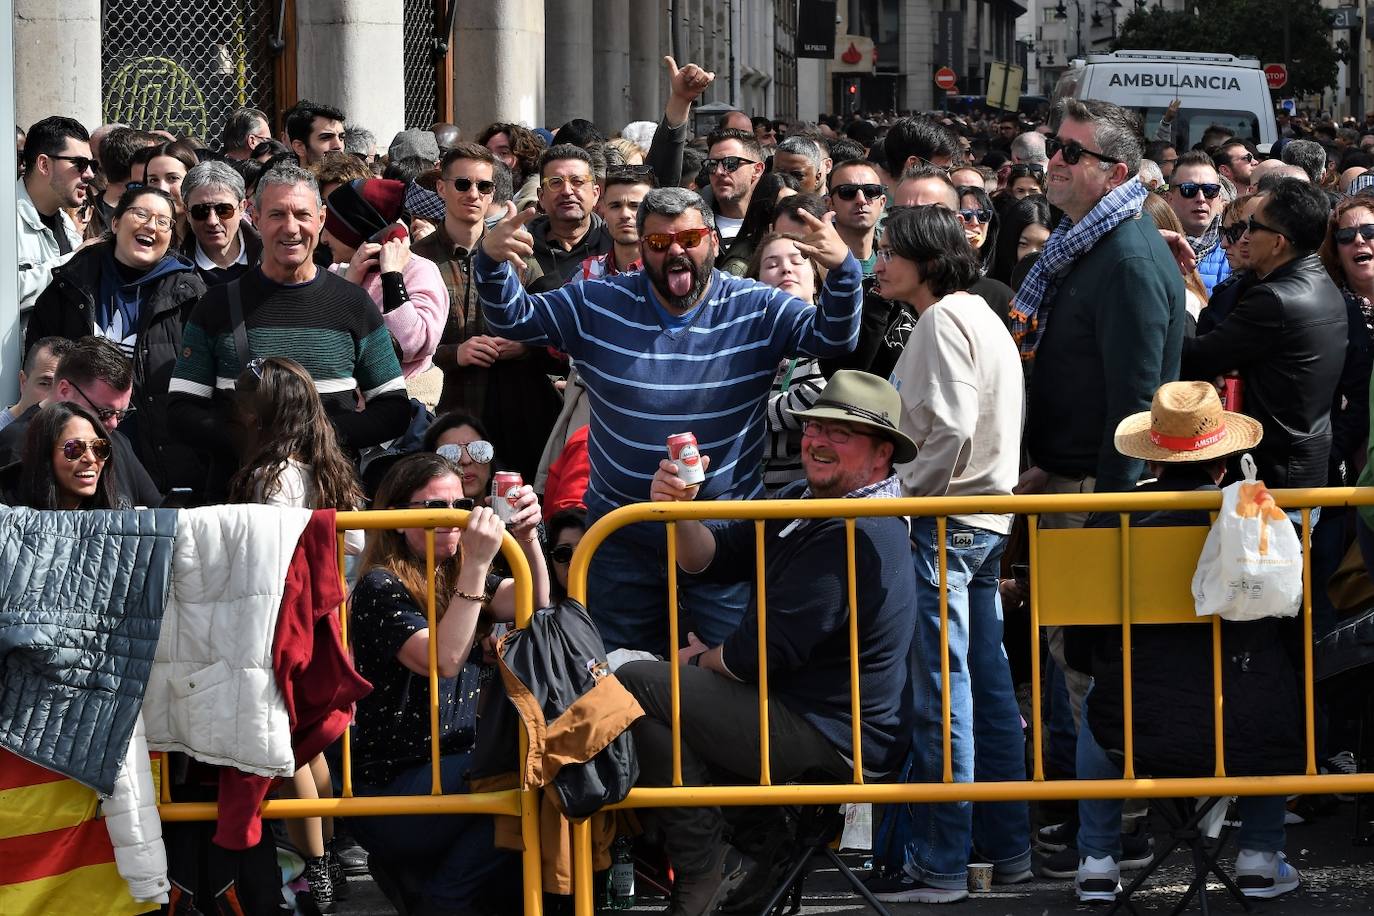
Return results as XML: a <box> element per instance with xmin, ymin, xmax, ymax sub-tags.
<box><xmin>228</xmin><ymin>355</ymin><xmax>365</xmax><ymax>911</ymax></box>
<box><xmin>989</xmin><ymin>195</ymin><xmax>1051</xmax><ymax>288</ymax></box>
<box><xmin>25</xmin><ymin>184</ymin><xmax>205</xmax><ymax>493</ymax></box>
<box><xmin>230</xmin><ymin>356</ymin><xmax>365</xmax><ymax>517</ymax></box>
<box><xmin>16</xmin><ymin>402</ymin><xmax>121</xmax><ymax>510</ymax></box>
<box><xmin>347</xmin><ymin>452</ymin><xmax>546</xmax><ymax>913</ymax></box>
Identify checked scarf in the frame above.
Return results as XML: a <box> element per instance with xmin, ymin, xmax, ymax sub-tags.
<box><xmin>1010</xmin><ymin>177</ymin><xmax>1149</xmax><ymax>362</ymax></box>
<box><xmin>1190</xmin><ymin>215</ymin><xmax>1221</xmax><ymax>262</ymax></box>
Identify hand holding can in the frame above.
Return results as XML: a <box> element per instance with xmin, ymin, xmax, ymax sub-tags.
<box><xmin>667</xmin><ymin>432</ymin><xmax>706</xmax><ymax>485</ymax></box>
<box><xmin>490</xmin><ymin>471</ymin><xmax>524</xmax><ymax>522</ymax></box>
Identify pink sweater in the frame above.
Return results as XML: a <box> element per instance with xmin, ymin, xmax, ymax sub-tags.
<box><xmin>331</xmin><ymin>254</ymin><xmax>448</xmax><ymax>378</ymax></box>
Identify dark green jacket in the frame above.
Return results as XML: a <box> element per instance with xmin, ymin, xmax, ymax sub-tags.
<box><xmin>1025</xmin><ymin>209</ymin><xmax>1186</xmax><ymax>493</ymax></box>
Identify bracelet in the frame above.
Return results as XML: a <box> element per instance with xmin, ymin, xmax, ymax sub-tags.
<box><xmin>455</xmin><ymin>589</ymin><xmax>490</xmax><ymax>604</ymax></box>
<box><xmin>688</xmin><ymin>653</ymin><xmax>701</xmax><ymax>667</ymax></box>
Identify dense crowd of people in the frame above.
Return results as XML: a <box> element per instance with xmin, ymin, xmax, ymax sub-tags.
<box><xmin>10</xmin><ymin>53</ymin><xmax>1374</xmax><ymax>916</ymax></box>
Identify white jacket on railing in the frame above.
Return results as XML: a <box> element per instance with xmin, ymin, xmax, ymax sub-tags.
<box><xmin>142</xmin><ymin>505</ymin><xmax>312</xmax><ymax>776</ymax></box>
<box><xmin>101</xmin><ymin>712</ymin><xmax>170</xmax><ymax>903</ymax></box>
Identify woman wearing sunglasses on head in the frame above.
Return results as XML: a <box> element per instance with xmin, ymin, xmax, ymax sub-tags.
<box><xmin>346</xmin><ymin>452</ymin><xmax>546</xmax><ymax>914</ymax></box>
<box><xmin>14</xmin><ymin>402</ymin><xmax>121</xmax><ymax>510</ymax></box>
<box><xmin>25</xmin><ymin>185</ymin><xmax>207</xmax><ymax>494</ymax></box>
<box><xmin>230</xmin><ymin>356</ymin><xmax>366</xmax><ymax>553</ymax></box>
<box><xmin>228</xmin><ymin>355</ymin><xmax>367</xmax><ymax>911</ymax></box>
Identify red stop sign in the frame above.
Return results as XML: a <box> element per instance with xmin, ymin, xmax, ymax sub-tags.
<box><xmin>1264</xmin><ymin>63</ymin><xmax>1288</xmax><ymax>90</ymax></box>
<box><xmin>935</xmin><ymin>67</ymin><xmax>958</xmax><ymax>91</ymax></box>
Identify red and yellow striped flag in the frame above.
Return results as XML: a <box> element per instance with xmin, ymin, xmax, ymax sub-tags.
<box><xmin>0</xmin><ymin>749</ymin><xmax>157</xmax><ymax>916</ymax></box>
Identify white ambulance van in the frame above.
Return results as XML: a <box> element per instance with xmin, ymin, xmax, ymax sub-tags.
<box><xmin>1055</xmin><ymin>50</ymin><xmax>1277</xmax><ymax>149</ymax></box>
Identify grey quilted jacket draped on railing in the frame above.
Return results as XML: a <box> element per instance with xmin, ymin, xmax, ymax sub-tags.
<box><xmin>0</xmin><ymin>507</ymin><xmax>178</xmax><ymax>794</ymax></box>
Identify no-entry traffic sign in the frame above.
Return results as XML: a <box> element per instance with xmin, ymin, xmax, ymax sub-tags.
<box><xmin>935</xmin><ymin>66</ymin><xmax>958</xmax><ymax>92</ymax></box>
<box><xmin>1264</xmin><ymin>63</ymin><xmax>1288</xmax><ymax>90</ymax></box>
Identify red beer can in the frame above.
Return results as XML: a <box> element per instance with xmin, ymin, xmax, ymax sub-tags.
<box><xmin>667</xmin><ymin>432</ymin><xmax>705</xmax><ymax>485</ymax></box>
<box><xmin>491</xmin><ymin>471</ymin><xmax>523</xmax><ymax>522</ymax></box>
<box><xmin>1221</xmin><ymin>374</ymin><xmax>1244</xmax><ymax>413</ymax></box>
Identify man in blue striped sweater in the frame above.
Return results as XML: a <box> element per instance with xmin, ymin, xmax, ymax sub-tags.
<box><xmin>477</xmin><ymin>186</ymin><xmax>863</xmax><ymax>654</ymax></box>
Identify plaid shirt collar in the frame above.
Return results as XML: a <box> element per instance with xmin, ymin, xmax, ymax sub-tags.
<box><xmin>800</xmin><ymin>473</ymin><xmax>902</xmax><ymax>501</ymax></box>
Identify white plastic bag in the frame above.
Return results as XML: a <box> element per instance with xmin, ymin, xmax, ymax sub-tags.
<box><xmin>839</xmin><ymin>803</ymin><xmax>872</xmax><ymax>851</ymax></box>
<box><xmin>1191</xmin><ymin>454</ymin><xmax>1303</xmax><ymax>621</ymax></box>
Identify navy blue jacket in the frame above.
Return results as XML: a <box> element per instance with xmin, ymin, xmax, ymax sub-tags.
<box><xmin>708</xmin><ymin>480</ymin><xmax>918</xmax><ymax>777</ymax></box>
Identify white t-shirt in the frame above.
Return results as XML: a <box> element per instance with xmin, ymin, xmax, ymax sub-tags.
<box><xmin>715</xmin><ymin>214</ymin><xmax>744</xmax><ymax>243</ymax></box>
<box><xmin>254</xmin><ymin>458</ymin><xmax>365</xmax><ymax>555</ymax></box>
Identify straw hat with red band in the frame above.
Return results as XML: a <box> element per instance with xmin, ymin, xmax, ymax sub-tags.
<box><xmin>1114</xmin><ymin>380</ymin><xmax>1262</xmax><ymax>463</ymax></box>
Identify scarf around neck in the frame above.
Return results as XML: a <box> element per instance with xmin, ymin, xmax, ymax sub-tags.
<box><xmin>1010</xmin><ymin>177</ymin><xmax>1149</xmax><ymax>362</ymax></box>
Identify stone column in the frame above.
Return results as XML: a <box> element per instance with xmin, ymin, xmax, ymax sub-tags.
<box><xmin>627</xmin><ymin>1</ymin><xmax>662</xmax><ymax>123</ymax></box>
<box><xmin>452</xmin><ymin>0</ymin><xmax>544</xmax><ymax>134</ymax></box>
<box><xmin>899</xmin><ymin>0</ymin><xmax>936</xmax><ymax>113</ymax></box>
<box><xmin>546</xmin><ymin>0</ymin><xmax>595</xmax><ymax>130</ymax></box>
<box><xmin>296</xmin><ymin>0</ymin><xmax>406</xmax><ymax>145</ymax></box>
<box><xmin>593</xmin><ymin>0</ymin><xmax>631</xmax><ymax>132</ymax></box>
<box><xmin>15</xmin><ymin>0</ymin><xmax>102</xmax><ymax>129</ymax></box>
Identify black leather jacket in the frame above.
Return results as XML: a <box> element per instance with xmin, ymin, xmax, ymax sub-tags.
<box><xmin>1183</xmin><ymin>253</ymin><xmax>1347</xmax><ymax>488</ymax></box>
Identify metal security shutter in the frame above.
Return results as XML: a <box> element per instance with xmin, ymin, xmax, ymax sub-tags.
<box><xmin>101</xmin><ymin>0</ymin><xmax>278</xmax><ymax>143</ymax></box>
<box><xmin>403</xmin><ymin>0</ymin><xmax>439</xmax><ymax>129</ymax></box>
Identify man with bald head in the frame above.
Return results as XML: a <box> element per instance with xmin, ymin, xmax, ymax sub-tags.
<box><xmin>1252</xmin><ymin>159</ymin><xmax>1309</xmax><ymax>189</ymax></box>
<box><xmin>1011</xmin><ymin>131</ymin><xmax>1048</xmax><ymax>168</ymax></box>
<box><xmin>718</xmin><ymin>110</ymin><xmax>753</xmax><ymax>134</ymax></box>
<box><xmin>431</xmin><ymin>122</ymin><xmax>461</xmax><ymax>153</ymax></box>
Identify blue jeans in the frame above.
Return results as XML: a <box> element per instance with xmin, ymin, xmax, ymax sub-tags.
<box><xmin>586</xmin><ymin>521</ymin><xmax>750</xmax><ymax>655</ymax></box>
<box><xmin>349</xmin><ymin>751</ymin><xmax>514</xmax><ymax>910</ymax></box>
<box><xmin>903</xmin><ymin>518</ymin><xmax>1031</xmax><ymax>888</ymax></box>
<box><xmin>1076</xmin><ymin>690</ymin><xmax>1286</xmax><ymax>859</ymax></box>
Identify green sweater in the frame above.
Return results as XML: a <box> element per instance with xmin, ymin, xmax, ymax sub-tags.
<box><xmin>1024</xmin><ymin>210</ymin><xmax>1186</xmax><ymax>493</ymax></box>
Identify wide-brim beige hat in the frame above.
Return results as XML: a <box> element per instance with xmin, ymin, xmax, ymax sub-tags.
<box><xmin>1114</xmin><ymin>380</ymin><xmax>1262</xmax><ymax>463</ymax></box>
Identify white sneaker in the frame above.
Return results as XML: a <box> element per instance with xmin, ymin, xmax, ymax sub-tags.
<box><xmin>1074</xmin><ymin>855</ymin><xmax>1121</xmax><ymax>903</ymax></box>
<box><xmin>1235</xmin><ymin>849</ymin><xmax>1301</xmax><ymax>899</ymax></box>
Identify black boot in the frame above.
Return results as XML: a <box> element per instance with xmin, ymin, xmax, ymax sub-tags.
<box><xmin>301</xmin><ymin>854</ymin><xmax>336</xmax><ymax>915</ymax></box>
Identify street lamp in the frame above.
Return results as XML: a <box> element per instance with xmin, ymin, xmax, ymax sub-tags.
<box><xmin>1091</xmin><ymin>0</ymin><xmax>1121</xmax><ymax>41</ymax></box>
<box><xmin>1055</xmin><ymin>0</ymin><xmax>1084</xmax><ymax>59</ymax></box>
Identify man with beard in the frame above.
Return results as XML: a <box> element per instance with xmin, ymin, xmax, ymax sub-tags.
<box><xmin>18</xmin><ymin>116</ymin><xmax>92</xmax><ymax>315</ymax></box>
<box><xmin>476</xmin><ymin>186</ymin><xmax>863</xmax><ymax>655</ymax></box>
<box><xmin>616</xmin><ymin>371</ymin><xmax>919</xmax><ymax>916</ymax></box>
<box><xmin>1214</xmin><ymin>139</ymin><xmax>1258</xmax><ymax>195</ymax></box>
<box><xmin>1167</xmin><ymin>151</ymin><xmax>1230</xmax><ymax>295</ymax></box>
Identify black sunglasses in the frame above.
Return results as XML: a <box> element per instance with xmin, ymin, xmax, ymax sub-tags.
<box><xmin>67</xmin><ymin>378</ymin><xmax>136</xmax><ymax>423</ymax></box>
<box><xmin>958</xmin><ymin>207</ymin><xmax>993</xmax><ymax>224</ymax></box>
<box><xmin>1334</xmin><ymin>223</ymin><xmax>1374</xmax><ymax>245</ymax></box>
<box><xmin>1220</xmin><ymin>221</ymin><xmax>1248</xmax><ymax>245</ymax></box>
<box><xmin>831</xmin><ymin>183</ymin><xmax>885</xmax><ymax>201</ymax></box>
<box><xmin>189</xmin><ymin>201</ymin><xmax>238</xmax><ymax>221</ymax></box>
<box><xmin>1246</xmin><ymin>215</ymin><xmax>1289</xmax><ymax>241</ymax></box>
<box><xmin>1175</xmin><ymin>182</ymin><xmax>1222</xmax><ymax>200</ymax></box>
<box><xmin>703</xmin><ymin>156</ymin><xmax>757</xmax><ymax>174</ymax></box>
<box><xmin>1045</xmin><ymin>136</ymin><xmax>1122</xmax><ymax>165</ymax></box>
<box><xmin>451</xmin><ymin>177</ymin><xmax>496</xmax><ymax>195</ymax></box>
<box><xmin>399</xmin><ymin>498</ymin><xmax>476</xmax><ymax>511</ymax></box>
<box><xmin>50</xmin><ymin>154</ymin><xmax>100</xmax><ymax>174</ymax></box>
<box><xmin>549</xmin><ymin>544</ymin><xmax>575</xmax><ymax>564</ymax></box>
<box><xmin>1009</xmin><ymin>163</ymin><xmax>1045</xmax><ymax>179</ymax></box>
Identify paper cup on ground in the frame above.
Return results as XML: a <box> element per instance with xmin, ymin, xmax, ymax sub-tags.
<box><xmin>967</xmin><ymin>863</ymin><xmax>994</xmax><ymax>893</ymax></box>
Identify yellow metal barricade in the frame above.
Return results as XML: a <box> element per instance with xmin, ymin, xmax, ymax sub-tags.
<box><xmin>155</xmin><ymin>509</ymin><xmax>544</xmax><ymax>916</ymax></box>
<box><xmin>566</xmin><ymin>487</ymin><xmax>1374</xmax><ymax>915</ymax></box>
